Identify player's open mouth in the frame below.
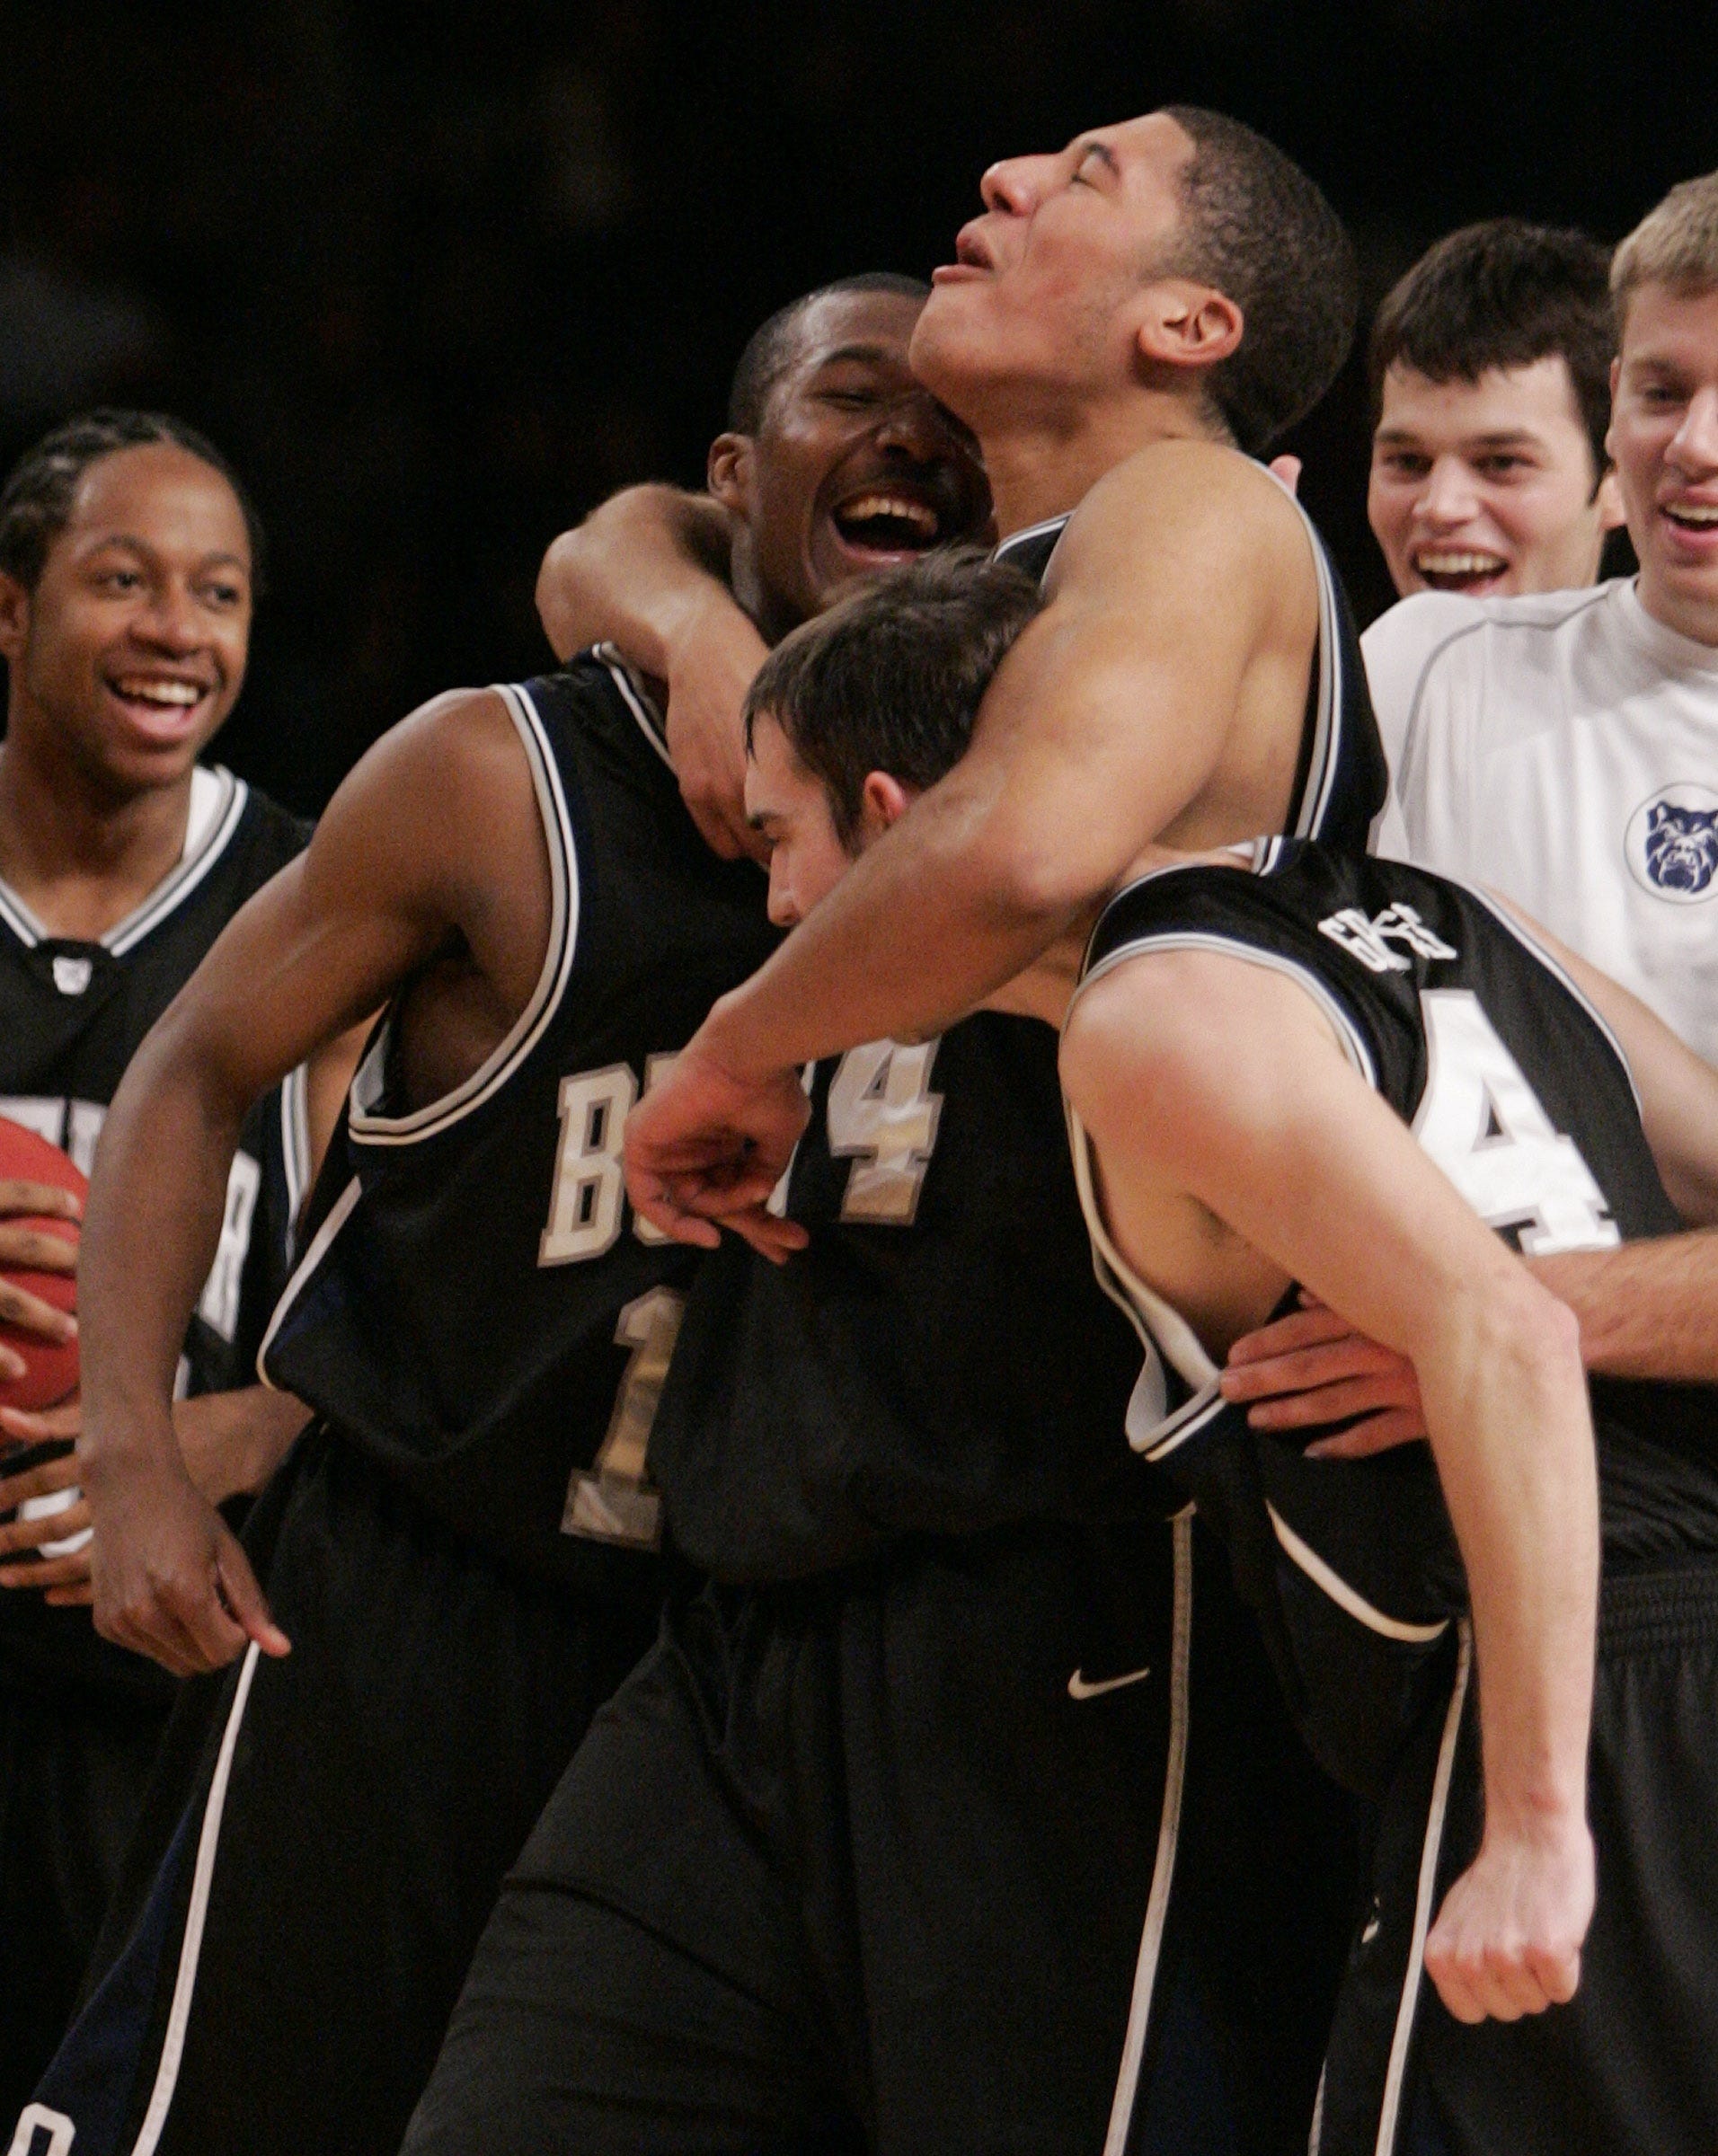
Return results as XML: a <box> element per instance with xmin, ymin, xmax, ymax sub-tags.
<box><xmin>830</xmin><ymin>490</ymin><xmax>944</xmax><ymax>561</ymax></box>
<box><xmin>1412</xmin><ymin>548</ymin><xmax>1509</xmax><ymax>593</ymax></box>
<box><xmin>104</xmin><ymin>673</ymin><xmax>214</xmax><ymax>738</ymax></box>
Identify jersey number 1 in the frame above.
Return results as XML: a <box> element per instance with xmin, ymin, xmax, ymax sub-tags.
<box><xmin>1414</xmin><ymin>990</ymin><xmax>1619</xmax><ymax>1255</ymax></box>
<box><xmin>562</xmin><ymin>1286</ymin><xmax>683</xmax><ymax>1550</ymax></box>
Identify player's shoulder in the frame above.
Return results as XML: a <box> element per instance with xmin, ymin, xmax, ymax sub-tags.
<box><xmin>1052</xmin><ymin>441</ymin><xmax>1306</xmax><ymax>611</ymax></box>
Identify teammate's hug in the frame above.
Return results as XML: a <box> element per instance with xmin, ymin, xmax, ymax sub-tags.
<box><xmin>6</xmin><ymin>109</ymin><xmax>1718</xmax><ymax>2156</ymax></box>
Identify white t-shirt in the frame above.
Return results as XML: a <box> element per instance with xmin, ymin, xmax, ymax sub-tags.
<box><xmin>1364</xmin><ymin>579</ymin><xmax>1718</xmax><ymax>1062</ymax></box>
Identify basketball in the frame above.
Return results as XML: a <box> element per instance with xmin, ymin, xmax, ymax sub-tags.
<box><xmin>0</xmin><ymin>1114</ymin><xmax>84</xmax><ymax>1414</ymax></box>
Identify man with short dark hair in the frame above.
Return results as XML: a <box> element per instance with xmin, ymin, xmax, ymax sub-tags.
<box><xmin>1366</xmin><ymin>218</ymin><xmax>1624</xmax><ymax>605</ymax></box>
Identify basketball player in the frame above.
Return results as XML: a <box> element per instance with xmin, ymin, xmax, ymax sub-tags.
<box><xmin>1367</xmin><ymin>219</ymin><xmax>1624</xmax><ymax>605</ymax></box>
<box><xmin>1366</xmin><ymin>174</ymin><xmax>1718</xmax><ymax>1060</ymax></box>
<box><xmin>744</xmin><ymin>547</ymin><xmax>1718</xmax><ymax>2152</ymax></box>
<box><xmin>15</xmin><ymin>280</ymin><xmax>987</xmax><ymax>2156</ymax></box>
<box><xmin>409</xmin><ymin>114</ymin><xmax>1382</xmax><ymax>2156</ymax></box>
<box><xmin>0</xmin><ymin>411</ymin><xmax>332</xmax><ymax>2124</ymax></box>
<box><xmin>1059</xmin><ymin>838</ymin><xmax>1718</xmax><ymax>2155</ymax></box>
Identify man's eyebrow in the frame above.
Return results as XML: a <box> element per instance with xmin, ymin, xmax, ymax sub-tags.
<box><xmin>1373</xmin><ymin>427</ymin><xmax>1545</xmax><ymax>451</ymax></box>
<box><xmin>85</xmin><ymin>535</ymin><xmax>250</xmax><ymax>571</ymax></box>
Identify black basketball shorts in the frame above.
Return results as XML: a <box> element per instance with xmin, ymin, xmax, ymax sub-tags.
<box><xmin>1316</xmin><ymin>1556</ymin><xmax>1718</xmax><ymax>2156</ymax></box>
<box><xmin>403</xmin><ymin>1515</ymin><xmax>1360</xmax><ymax>2156</ymax></box>
<box><xmin>11</xmin><ymin>1426</ymin><xmax>660</xmax><ymax>2156</ymax></box>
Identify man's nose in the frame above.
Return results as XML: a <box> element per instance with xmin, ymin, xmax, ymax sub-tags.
<box><xmin>1667</xmin><ymin>385</ymin><xmax>1718</xmax><ymax>476</ymax></box>
<box><xmin>979</xmin><ymin>155</ymin><xmax>1046</xmax><ymax>216</ymax></box>
<box><xmin>1416</xmin><ymin>456</ymin><xmax>1481</xmax><ymax>526</ymax></box>
<box><xmin>766</xmin><ymin>869</ymin><xmax>800</xmax><ymax>930</ymax></box>
<box><xmin>131</xmin><ymin>580</ymin><xmax>205</xmax><ymax>653</ymax></box>
<box><xmin>873</xmin><ymin>393</ymin><xmax>957</xmax><ymax>465</ymax></box>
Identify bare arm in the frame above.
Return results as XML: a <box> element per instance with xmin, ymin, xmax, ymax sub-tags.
<box><xmin>1064</xmin><ymin>954</ymin><xmax>1596</xmax><ymax>2024</ymax></box>
<box><xmin>78</xmin><ymin>689</ymin><xmax>549</xmax><ymax>1674</ymax></box>
<box><xmin>626</xmin><ymin>445</ymin><xmax>1313</xmax><ymax>1246</ymax></box>
<box><xmin>536</xmin><ymin>486</ymin><xmax>766</xmax><ymax>862</ymax></box>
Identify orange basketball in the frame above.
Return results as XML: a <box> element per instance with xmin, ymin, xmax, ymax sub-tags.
<box><xmin>0</xmin><ymin>1115</ymin><xmax>85</xmax><ymax>1414</ymax></box>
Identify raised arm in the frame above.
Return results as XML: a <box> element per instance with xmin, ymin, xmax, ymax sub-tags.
<box><xmin>536</xmin><ymin>485</ymin><xmax>766</xmax><ymax>861</ymax></box>
<box><xmin>1062</xmin><ymin>951</ymin><xmax>1597</xmax><ymax>2026</ymax></box>
<box><xmin>78</xmin><ymin>689</ymin><xmax>549</xmax><ymax>1675</ymax></box>
<box><xmin>626</xmin><ymin>445</ymin><xmax>1313</xmax><ymax>1246</ymax></box>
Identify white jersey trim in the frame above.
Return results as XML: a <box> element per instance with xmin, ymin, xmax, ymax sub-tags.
<box><xmin>1103</xmin><ymin>1507</ymin><xmax>1195</xmax><ymax>2156</ymax></box>
<box><xmin>0</xmin><ymin>765</ymin><xmax>248</xmax><ymax>955</ymax></box>
<box><xmin>279</xmin><ymin>1062</ymin><xmax>314</xmax><ymax>1263</ymax></box>
<box><xmin>992</xmin><ymin>510</ymin><xmax>1071</xmax><ymax>574</ymax></box>
<box><xmin>346</xmin><ymin>682</ymin><xmax>579</xmax><ymax>1147</ymax></box>
<box><xmin>1375</xmin><ymin>1622</ymin><xmax>1472</xmax><ymax>2156</ymax></box>
<box><xmin>255</xmin><ymin>1174</ymin><xmax>361</xmax><ymax>1384</ymax></box>
<box><xmin>590</xmin><ymin>642</ymin><xmax>674</xmax><ymax>771</ymax></box>
<box><xmin>1266</xmin><ymin>1504</ymin><xmax>1451</xmax><ymax>1646</ymax></box>
<box><xmin>128</xmin><ymin>1639</ymin><xmax>263</xmax><ymax>2156</ymax></box>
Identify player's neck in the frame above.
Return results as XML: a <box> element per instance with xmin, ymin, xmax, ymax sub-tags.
<box><xmin>0</xmin><ymin>722</ymin><xmax>195</xmax><ymax>941</ymax></box>
<box><xmin>979</xmin><ymin>389</ymin><xmax>1224</xmax><ymax>538</ymax></box>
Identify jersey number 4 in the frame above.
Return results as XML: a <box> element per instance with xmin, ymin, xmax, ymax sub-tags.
<box><xmin>1414</xmin><ymin>990</ymin><xmax>1619</xmax><ymax>1255</ymax></box>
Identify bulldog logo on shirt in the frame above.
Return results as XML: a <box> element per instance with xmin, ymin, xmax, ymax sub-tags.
<box><xmin>1626</xmin><ymin>784</ymin><xmax>1718</xmax><ymax>902</ymax></box>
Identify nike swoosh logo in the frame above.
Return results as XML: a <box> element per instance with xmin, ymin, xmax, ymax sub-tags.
<box><xmin>1067</xmin><ymin>1666</ymin><xmax>1151</xmax><ymax>1701</ymax></box>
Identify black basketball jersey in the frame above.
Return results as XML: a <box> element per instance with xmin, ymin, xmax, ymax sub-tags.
<box><xmin>1071</xmin><ymin>844</ymin><xmax>1718</xmax><ymax>1785</ymax></box>
<box><xmin>0</xmin><ymin>767</ymin><xmax>310</xmax><ymax>1702</ymax></box>
<box><xmin>259</xmin><ymin>652</ymin><xmax>777</xmax><ymax>1598</ymax></box>
<box><xmin>994</xmin><ymin>478</ymin><xmax>1388</xmax><ymax>856</ymax></box>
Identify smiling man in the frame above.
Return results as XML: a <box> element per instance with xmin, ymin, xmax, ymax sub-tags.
<box><xmin>0</xmin><ymin>411</ymin><xmax>317</xmax><ymax>2122</ymax></box>
<box><xmin>1368</xmin><ymin>174</ymin><xmax>1718</xmax><ymax>1060</ymax></box>
<box><xmin>1366</xmin><ymin>219</ymin><xmax>1624</xmax><ymax>601</ymax></box>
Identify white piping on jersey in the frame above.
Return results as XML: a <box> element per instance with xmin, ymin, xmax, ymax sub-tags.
<box><xmin>1454</xmin><ymin>879</ymin><xmax>1644</xmax><ymax>1121</ymax></box>
<box><xmin>1103</xmin><ymin>1507</ymin><xmax>1194</xmax><ymax>2156</ymax></box>
<box><xmin>346</xmin><ymin>682</ymin><xmax>579</xmax><ymax>1146</ymax></box>
<box><xmin>591</xmin><ymin>642</ymin><xmax>674</xmax><ymax>770</ymax></box>
<box><xmin>1065</xmin><ymin>927</ymin><xmax>1377</xmax><ymax>1460</ymax></box>
<box><xmin>279</xmin><ymin>1062</ymin><xmax>314</xmax><ymax>1263</ymax></box>
<box><xmin>1279</xmin><ymin>483</ymin><xmax>1346</xmax><ymax>840</ymax></box>
<box><xmin>0</xmin><ymin>766</ymin><xmax>247</xmax><ymax>955</ymax></box>
<box><xmin>992</xmin><ymin>509</ymin><xmax>1073</xmax><ymax>572</ymax></box>
<box><xmin>1395</xmin><ymin>585</ymin><xmax>1613</xmax><ymax>809</ymax></box>
<box><xmin>128</xmin><ymin>1639</ymin><xmax>264</xmax><ymax>2156</ymax></box>
<box><xmin>255</xmin><ymin>1174</ymin><xmax>361</xmax><ymax>1384</ymax></box>
<box><xmin>1265</xmin><ymin>1504</ymin><xmax>1451</xmax><ymax>1646</ymax></box>
<box><xmin>1375</xmin><ymin>1621</ymin><xmax>1472</xmax><ymax>2156</ymax></box>
<box><xmin>1075</xmin><ymin>930</ymin><xmax>1378</xmax><ymax>1089</ymax></box>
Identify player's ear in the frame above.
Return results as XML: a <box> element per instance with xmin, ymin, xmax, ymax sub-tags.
<box><xmin>0</xmin><ymin>571</ymin><xmax>30</xmax><ymax>666</ymax></box>
<box><xmin>859</xmin><ymin>771</ymin><xmax>915</xmax><ymax>838</ymax></box>
<box><xmin>1595</xmin><ymin>464</ymin><xmax>1626</xmax><ymax>533</ymax></box>
<box><xmin>1134</xmin><ymin>281</ymin><xmax>1244</xmax><ymax>377</ymax></box>
<box><xmin>707</xmin><ymin>433</ymin><xmax>757</xmax><ymax>515</ymax></box>
<box><xmin>1604</xmin><ymin>358</ymin><xmax>1622</xmax><ymax>467</ymax></box>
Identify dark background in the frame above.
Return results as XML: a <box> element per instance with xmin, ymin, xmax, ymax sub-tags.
<box><xmin>2</xmin><ymin>0</ymin><xmax>1709</xmax><ymax>815</ymax></box>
